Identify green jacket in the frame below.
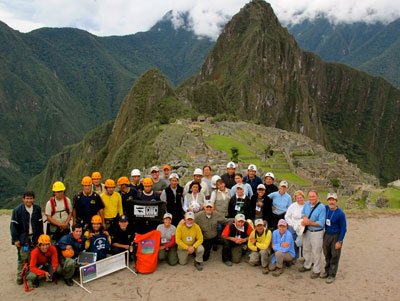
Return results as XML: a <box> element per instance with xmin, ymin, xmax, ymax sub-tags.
<box><xmin>194</xmin><ymin>210</ymin><xmax>231</xmax><ymax>240</ymax></box>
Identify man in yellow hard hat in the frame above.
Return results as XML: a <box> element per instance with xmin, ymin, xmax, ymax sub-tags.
<box><xmin>101</xmin><ymin>179</ymin><xmax>123</xmax><ymax>231</ymax></box>
<box><xmin>45</xmin><ymin>181</ymin><xmax>72</xmax><ymax>243</ymax></box>
<box><xmin>72</xmin><ymin>176</ymin><xmax>105</xmax><ymax>230</ymax></box>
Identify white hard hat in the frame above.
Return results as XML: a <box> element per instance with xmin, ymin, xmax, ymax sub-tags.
<box><xmin>227</xmin><ymin>162</ymin><xmax>236</xmax><ymax>169</ymax></box>
<box><xmin>211</xmin><ymin>175</ymin><xmax>221</xmax><ymax>189</ymax></box>
<box><xmin>248</xmin><ymin>164</ymin><xmax>257</xmax><ymax>171</ymax></box>
<box><xmin>265</xmin><ymin>172</ymin><xmax>275</xmax><ymax>180</ymax></box>
<box><xmin>131</xmin><ymin>169</ymin><xmax>141</xmax><ymax>176</ymax></box>
<box><xmin>169</xmin><ymin>173</ymin><xmax>179</xmax><ymax>180</ymax></box>
<box><xmin>193</xmin><ymin>168</ymin><xmax>203</xmax><ymax>176</ymax></box>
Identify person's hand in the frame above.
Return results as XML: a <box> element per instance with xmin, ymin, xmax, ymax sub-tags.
<box><xmin>335</xmin><ymin>242</ymin><xmax>342</xmax><ymax>250</ymax></box>
<box><xmin>272</xmin><ymin>206</ymin><xmax>276</xmax><ymax>211</ymax></box>
<box><xmin>102</xmin><ymin>223</ymin><xmax>106</xmax><ymax>230</ymax></box>
<box><xmin>104</xmin><ymin>231</ymin><xmax>109</xmax><ymax>237</ymax></box>
<box><xmin>66</xmin><ymin>245</ymin><xmax>73</xmax><ymax>251</ymax></box>
<box><xmin>187</xmin><ymin>246</ymin><xmax>195</xmax><ymax>254</ymax></box>
<box><xmin>199</xmin><ymin>206</ymin><xmax>204</xmax><ymax>211</ymax></box>
<box><xmin>159</xmin><ymin>245</ymin><xmax>165</xmax><ymax>250</ymax></box>
<box><xmin>14</xmin><ymin>241</ymin><xmax>21</xmax><ymax>248</ymax></box>
<box><xmin>250</xmin><ymin>237</ymin><xmax>256</xmax><ymax>244</ymax></box>
<box><xmin>281</xmin><ymin>242</ymin><xmax>289</xmax><ymax>248</ymax></box>
<box><xmin>88</xmin><ymin>233</ymin><xmax>95</xmax><ymax>239</ymax></box>
<box><xmin>301</xmin><ymin>217</ymin><xmax>310</xmax><ymax>226</ymax></box>
<box><xmin>178</xmin><ymin>219</ymin><xmax>185</xmax><ymax>226</ymax></box>
<box><xmin>45</xmin><ymin>272</ymin><xmax>51</xmax><ymax>282</ymax></box>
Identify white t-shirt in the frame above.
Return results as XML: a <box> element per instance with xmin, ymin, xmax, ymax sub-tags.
<box><xmin>45</xmin><ymin>197</ymin><xmax>72</xmax><ymax>224</ymax></box>
<box><xmin>285</xmin><ymin>202</ymin><xmax>305</xmax><ymax>228</ymax></box>
<box><xmin>25</xmin><ymin>205</ymin><xmax>33</xmax><ymax>235</ymax></box>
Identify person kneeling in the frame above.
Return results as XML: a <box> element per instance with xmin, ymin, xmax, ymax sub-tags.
<box><xmin>247</xmin><ymin>219</ymin><xmax>272</xmax><ymax>274</ymax></box>
<box><xmin>157</xmin><ymin>213</ymin><xmax>178</xmax><ymax>266</ymax></box>
<box><xmin>27</xmin><ymin>234</ymin><xmax>62</xmax><ymax>288</ymax></box>
<box><xmin>176</xmin><ymin>212</ymin><xmax>204</xmax><ymax>271</ymax></box>
<box><xmin>84</xmin><ymin>215</ymin><xmax>111</xmax><ymax>260</ymax></box>
<box><xmin>268</xmin><ymin>219</ymin><xmax>295</xmax><ymax>277</ymax></box>
<box><xmin>110</xmin><ymin>215</ymin><xmax>135</xmax><ymax>260</ymax></box>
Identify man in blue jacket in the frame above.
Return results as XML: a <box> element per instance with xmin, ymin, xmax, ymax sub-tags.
<box><xmin>320</xmin><ymin>193</ymin><xmax>347</xmax><ymax>283</ymax></box>
<box><xmin>10</xmin><ymin>191</ymin><xmax>43</xmax><ymax>285</ymax></box>
<box><xmin>243</xmin><ymin>164</ymin><xmax>262</xmax><ymax>195</ymax></box>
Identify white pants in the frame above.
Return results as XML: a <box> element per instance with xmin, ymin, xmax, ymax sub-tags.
<box><xmin>302</xmin><ymin>230</ymin><xmax>324</xmax><ymax>273</ymax></box>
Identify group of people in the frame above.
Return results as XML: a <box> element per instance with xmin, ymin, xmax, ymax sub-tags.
<box><xmin>10</xmin><ymin>162</ymin><xmax>347</xmax><ymax>288</ymax></box>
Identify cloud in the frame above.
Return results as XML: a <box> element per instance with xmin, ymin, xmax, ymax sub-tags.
<box><xmin>0</xmin><ymin>0</ymin><xmax>399</xmax><ymax>39</ymax></box>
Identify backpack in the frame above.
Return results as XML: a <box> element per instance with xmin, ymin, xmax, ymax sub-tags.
<box><xmin>49</xmin><ymin>196</ymin><xmax>70</xmax><ymax>216</ymax></box>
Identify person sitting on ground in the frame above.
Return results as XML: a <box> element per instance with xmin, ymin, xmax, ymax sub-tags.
<box><xmin>101</xmin><ymin>179</ymin><xmax>123</xmax><ymax>231</ymax></box>
<box><xmin>228</xmin><ymin>183</ymin><xmax>251</xmax><ymax>219</ymax></box>
<box><xmin>183</xmin><ymin>168</ymin><xmax>210</xmax><ymax>199</ymax></box>
<box><xmin>56</xmin><ymin>223</ymin><xmax>86</xmax><ymax>286</ymax></box>
<box><xmin>110</xmin><ymin>215</ymin><xmax>135</xmax><ymax>260</ymax></box>
<box><xmin>264</xmin><ymin>172</ymin><xmax>278</xmax><ymax>195</ymax></box>
<box><xmin>268</xmin><ymin>219</ymin><xmax>295</xmax><ymax>277</ymax></box>
<box><xmin>230</xmin><ymin>173</ymin><xmax>253</xmax><ymax>198</ymax></box>
<box><xmin>202</xmin><ymin>165</ymin><xmax>213</xmax><ymax>196</ymax></box>
<box><xmin>250</xmin><ymin>184</ymin><xmax>272</xmax><ymax>228</ymax></box>
<box><xmin>285</xmin><ymin>190</ymin><xmax>306</xmax><ymax>260</ymax></box>
<box><xmin>320</xmin><ymin>192</ymin><xmax>347</xmax><ymax>284</ymax></box>
<box><xmin>221</xmin><ymin>162</ymin><xmax>236</xmax><ymax>189</ymax></box>
<box><xmin>11</xmin><ymin>191</ymin><xmax>43</xmax><ymax>285</ymax></box>
<box><xmin>73</xmin><ymin>176</ymin><xmax>105</xmax><ymax>230</ymax></box>
<box><xmin>194</xmin><ymin>200</ymin><xmax>231</xmax><ymax>261</ymax></box>
<box><xmin>210</xmin><ymin>177</ymin><xmax>231</xmax><ymax>218</ymax></box>
<box><xmin>130</xmin><ymin>169</ymin><xmax>144</xmax><ymax>193</ymax></box>
<box><xmin>247</xmin><ymin>219</ymin><xmax>272</xmax><ymax>274</ymax></box>
<box><xmin>84</xmin><ymin>215</ymin><xmax>111</xmax><ymax>261</ymax></box>
<box><xmin>150</xmin><ymin>166</ymin><xmax>169</xmax><ymax>195</ymax></box>
<box><xmin>160</xmin><ymin>173</ymin><xmax>184</xmax><ymax>227</ymax></box>
<box><xmin>243</xmin><ymin>164</ymin><xmax>263</xmax><ymax>196</ymax></box>
<box><xmin>183</xmin><ymin>181</ymin><xmax>206</xmax><ymax>213</ymax></box>
<box><xmin>27</xmin><ymin>234</ymin><xmax>61</xmax><ymax>288</ymax></box>
<box><xmin>175</xmin><ymin>212</ymin><xmax>204</xmax><ymax>271</ymax></box>
<box><xmin>268</xmin><ymin>180</ymin><xmax>292</xmax><ymax>229</ymax></box>
<box><xmin>118</xmin><ymin>176</ymin><xmax>137</xmax><ymax>213</ymax></box>
<box><xmin>221</xmin><ymin>213</ymin><xmax>253</xmax><ymax>266</ymax></box>
<box><xmin>91</xmin><ymin>172</ymin><xmax>106</xmax><ymax>195</ymax></box>
<box><xmin>161</xmin><ymin>165</ymin><xmax>172</xmax><ymax>182</ymax></box>
<box><xmin>45</xmin><ymin>181</ymin><xmax>72</xmax><ymax>243</ymax></box>
<box><xmin>156</xmin><ymin>213</ymin><xmax>178</xmax><ymax>266</ymax></box>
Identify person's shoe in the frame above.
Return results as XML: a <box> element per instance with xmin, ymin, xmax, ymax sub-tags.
<box><xmin>272</xmin><ymin>268</ymin><xmax>283</xmax><ymax>277</ymax></box>
<box><xmin>194</xmin><ymin>261</ymin><xmax>203</xmax><ymax>271</ymax></box>
<box><xmin>310</xmin><ymin>272</ymin><xmax>320</xmax><ymax>279</ymax></box>
<box><xmin>298</xmin><ymin>266</ymin><xmax>311</xmax><ymax>273</ymax></box>
<box><xmin>224</xmin><ymin>260</ymin><xmax>233</xmax><ymax>267</ymax></box>
<box><xmin>326</xmin><ymin>276</ymin><xmax>335</xmax><ymax>284</ymax></box>
<box><xmin>262</xmin><ymin>267</ymin><xmax>269</xmax><ymax>274</ymax></box>
<box><xmin>16</xmin><ymin>278</ymin><xmax>23</xmax><ymax>285</ymax></box>
<box><xmin>285</xmin><ymin>260</ymin><xmax>293</xmax><ymax>268</ymax></box>
<box><xmin>31</xmin><ymin>279</ymin><xmax>39</xmax><ymax>288</ymax></box>
<box><xmin>244</xmin><ymin>258</ymin><xmax>256</xmax><ymax>266</ymax></box>
<box><xmin>64</xmin><ymin>278</ymin><xmax>74</xmax><ymax>286</ymax></box>
<box><xmin>320</xmin><ymin>272</ymin><xmax>329</xmax><ymax>279</ymax></box>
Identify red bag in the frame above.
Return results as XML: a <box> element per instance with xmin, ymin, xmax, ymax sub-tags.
<box><xmin>134</xmin><ymin>230</ymin><xmax>161</xmax><ymax>274</ymax></box>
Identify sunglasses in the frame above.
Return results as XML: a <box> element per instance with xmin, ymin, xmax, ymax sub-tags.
<box><xmin>151</xmin><ymin>171</ymin><xmax>159</xmax><ymax>173</ymax></box>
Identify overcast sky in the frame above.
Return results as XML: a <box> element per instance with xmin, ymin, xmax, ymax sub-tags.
<box><xmin>0</xmin><ymin>0</ymin><xmax>399</xmax><ymax>39</ymax></box>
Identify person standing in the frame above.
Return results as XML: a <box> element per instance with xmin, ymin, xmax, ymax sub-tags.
<box><xmin>268</xmin><ymin>180</ymin><xmax>292</xmax><ymax>229</ymax></box>
<box><xmin>228</xmin><ymin>183</ymin><xmax>251</xmax><ymax>219</ymax></box>
<box><xmin>320</xmin><ymin>193</ymin><xmax>347</xmax><ymax>283</ymax></box>
<box><xmin>243</xmin><ymin>164</ymin><xmax>263</xmax><ymax>196</ymax></box>
<box><xmin>249</xmin><ymin>184</ymin><xmax>272</xmax><ymax>227</ymax></box>
<box><xmin>161</xmin><ymin>165</ymin><xmax>172</xmax><ymax>182</ymax></box>
<box><xmin>91</xmin><ymin>172</ymin><xmax>106</xmax><ymax>195</ymax></box>
<box><xmin>220</xmin><ymin>162</ymin><xmax>236</xmax><ymax>189</ymax></box>
<box><xmin>285</xmin><ymin>190</ymin><xmax>306</xmax><ymax>260</ymax></box>
<box><xmin>10</xmin><ymin>191</ymin><xmax>43</xmax><ymax>285</ymax></box>
<box><xmin>202</xmin><ymin>165</ymin><xmax>213</xmax><ymax>196</ymax></box>
<box><xmin>264</xmin><ymin>172</ymin><xmax>278</xmax><ymax>195</ymax></box>
<box><xmin>151</xmin><ymin>166</ymin><xmax>169</xmax><ymax>194</ymax></box>
<box><xmin>100</xmin><ymin>179</ymin><xmax>123</xmax><ymax>231</ymax></box>
<box><xmin>130</xmin><ymin>169</ymin><xmax>144</xmax><ymax>193</ymax></box>
<box><xmin>183</xmin><ymin>168</ymin><xmax>210</xmax><ymax>198</ymax></box>
<box><xmin>230</xmin><ymin>173</ymin><xmax>253</xmax><ymax>199</ymax></box>
<box><xmin>210</xmin><ymin>178</ymin><xmax>231</xmax><ymax>218</ymax></box>
<box><xmin>160</xmin><ymin>173</ymin><xmax>184</xmax><ymax>226</ymax></box>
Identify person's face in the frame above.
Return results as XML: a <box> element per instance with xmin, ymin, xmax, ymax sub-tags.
<box><xmin>163</xmin><ymin>218</ymin><xmax>172</xmax><ymax>227</ymax></box>
<box><xmin>217</xmin><ymin>181</ymin><xmax>225</xmax><ymax>191</ymax></box>
<box><xmin>163</xmin><ymin>168</ymin><xmax>171</xmax><ymax>177</ymax></box>
<box><xmin>93</xmin><ymin>178</ymin><xmax>101</xmax><ymax>186</ymax></box>
<box><xmin>143</xmin><ymin>185</ymin><xmax>152</xmax><ymax>193</ymax></box>
<box><xmin>248</xmin><ymin>170</ymin><xmax>256</xmax><ymax>178</ymax></box>
<box><xmin>278</xmin><ymin>225</ymin><xmax>287</xmax><ymax>235</ymax></box>
<box><xmin>265</xmin><ymin>177</ymin><xmax>273</xmax><ymax>185</ymax></box>
<box><xmin>236</xmin><ymin>187</ymin><xmax>244</xmax><ymax>197</ymax></box>
<box><xmin>23</xmin><ymin>195</ymin><xmax>34</xmax><ymax>208</ymax></box>
<box><xmin>235</xmin><ymin>220</ymin><xmax>245</xmax><ymax>228</ymax></box>
<box><xmin>54</xmin><ymin>191</ymin><xmax>64</xmax><ymax>199</ymax></box>
<box><xmin>308</xmin><ymin>191</ymin><xmax>319</xmax><ymax>205</ymax></box>
<box><xmin>257</xmin><ymin>189</ymin><xmax>265</xmax><ymax>197</ymax></box>
<box><xmin>92</xmin><ymin>223</ymin><xmax>101</xmax><ymax>231</ymax></box>
<box><xmin>151</xmin><ymin>170</ymin><xmax>159</xmax><ymax>180</ymax></box>
<box><xmin>193</xmin><ymin>174</ymin><xmax>202</xmax><ymax>182</ymax></box>
<box><xmin>256</xmin><ymin>224</ymin><xmax>264</xmax><ymax>234</ymax></box>
<box><xmin>131</xmin><ymin>176</ymin><xmax>140</xmax><ymax>184</ymax></box>
<box><xmin>327</xmin><ymin>198</ymin><xmax>338</xmax><ymax>210</ymax></box>
<box><xmin>295</xmin><ymin>194</ymin><xmax>305</xmax><ymax>205</ymax></box>
<box><xmin>72</xmin><ymin>228</ymin><xmax>83</xmax><ymax>240</ymax></box>
<box><xmin>119</xmin><ymin>221</ymin><xmax>128</xmax><ymax>230</ymax></box>
<box><xmin>191</xmin><ymin>184</ymin><xmax>199</xmax><ymax>194</ymax></box>
<box><xmin>279</xmin><ymin>185</ymin><xmax>287</xmax><ymax>194</ymax></box>
<box><xmin>205</xmin><ymin>205</ymin><xmax>213</xmax><ymax>215</ymax></box>
<box><xmin>203</xmin><ymin>167</ymin><xmax>211</xmax><ymax>177</ymax></box>
<box><xmin>227</xmin><ymin>168</ymin><xmax>235</xmax><ymax>176</ymax></box>
<box><xmin>106</xmin><ymin>187</ymin><xmax>114</xmax><ymax>195</ymax></box>
<box><xmin>39</xmin><ymin>244</ymin><xmax>50</xmax><ymax>253</ymax></box>
<box><xmin>83</xmin><ymin>185</ymin><xmax>92</xmax><ymax>194</ymax></box>
<box><xmin>185</xmin><ymin>218</ymin><xmax>194</xmax><ymax>228</ymax></box>
<box><xmin>170</xmin><ymin>177</ymin><xmax>178</xmax><ymax>188</ymax></box>
<box><xmin>234</xmin><ymin>175</ymin><xmax>242</xmax><ymax>184</ymax></box>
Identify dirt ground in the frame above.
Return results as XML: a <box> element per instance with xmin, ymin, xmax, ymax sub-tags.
<box><xmin>2</xmin><ymin>212</ymin><xmax>399</xmax><ymax>300</ymax></box>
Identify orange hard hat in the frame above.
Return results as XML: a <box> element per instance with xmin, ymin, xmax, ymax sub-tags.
<box><xmin>104</xmin><ymin>179</ymin><xmax>115</xmax><ymax>188</ymax></box>
<box><xmin>38</xmin><ymin>234</ymin><xmax>51</xmax><ymax>245</ymax></box>
<box><xmin>81</xmin><ymin>176</ymin><xmax>93</xmax><ymax>186</ymax></box>
<box><xmin>62</xmin><ymin>249</ymin><xmax>75</xmax><ymax>258</ymax></box>
<box><xmin>162</xmin><ymin>164</ymin><xmax>171</xmax><ymax>170</ymax></box>
<box><xmin>142</xmin><ymin>177</ymin><xmax>153</xmax><ymax>186</ymax></box>
<box><xmin>91</xmin><ymin>171</ymin><xmax>102</xmax><ymax>179</ymax></box>
<box><xmin>91</xmin><ymin>215</ymin><xmax>102</xmax><ymax>224</ymax></box>
<box><xmin>117</xmin><ymin>176</ymin><xmax>130</xmax><ymax>185</ymax></box>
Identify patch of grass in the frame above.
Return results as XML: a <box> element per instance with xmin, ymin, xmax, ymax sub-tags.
<box><xmin>274</xmin><ymin>172</ymin><xmax>311</xmax><ymax>186</ymax></box>
<box><xmin>383</xmin><ymin>188</ymin><xmax>400</xmax><ymax>208</ymax></box>
<box><xmin>0</xmin><ymin>209</ymin><xmax>12</xmax><ymax>216</ymax></box>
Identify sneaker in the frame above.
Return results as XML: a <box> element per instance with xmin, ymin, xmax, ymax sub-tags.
<box><xmin>31</xmin><ymin>279</ymin><xmax>39</xmax><ymax>288</ymax></box>
<box><xmin>298</xmin><ymin>266</ymin><xmax>311</xmax><ymax>273</ymax></box>
<box><xmin>310</xmin><ymin>272</ymin><xmax>320</xmax><ymax>279</ymax></box>
<box><xmin>64</xmin><ymin>278</ymin><xmax>74</xmax><ymax>286</ymax></box>
<box><xmin>244</xmin><ymin>258</ymin><xmax>256</xmax><ymax>267</ymax></box>
<box><xmin>272</xmin><ymin>268</ymin><xmax>283</xmax><ymax>277</ymax></box>
<box><xmin>320</xmin><ymin>272</ymin><xmax>328</xmax><ymax>279</ymax></box>
<box><xmin>16</xmin><ymin>278</ymin><xmax>23</xmax><ymax>285</ymax></box>
<box><xmin>224</xmin><ymin>260</ymin><xmax>233</xmax><ymax>267</ymax></box>
<box><xmin>326</xmin><ymin>276</ymin><xmax>335</xmax><ymax>284</ymax></box>
<box><xmin>194</xmin><ymin>261</ymin><xmax>203</xmax><ymax>271</ymax></box>
<box><xmin>262</xmin><ymin>267</ymin><xmax>269</xmax><ymax>274</ymax></box>
<box><xmin>285</xmin><ymin>260</ymin><xmax>293</xmax><ymax>268</ymax></box>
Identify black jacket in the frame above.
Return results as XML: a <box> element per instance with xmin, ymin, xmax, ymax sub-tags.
<box><xmin>10</xmin><ymin>203</ymin><xmax>43</xmax><ymax>246</ymax></box>
<box><xmin>250</xmin><ymin>194</ymin><xmax>272</xmax><ymax>225</ymax></box>
<box><xmin>165</xmin><ymin>185</ymin><xmax>184</xmax><ymax>226</ymax></box>
<box><xmin>228</xmin><ymin>195</ymin><xmax>251</xmax><ymax>219</ymax></box>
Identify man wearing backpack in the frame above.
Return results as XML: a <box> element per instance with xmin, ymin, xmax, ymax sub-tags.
<box><xmin>45</xmin><ymin>181</ymin><xmax>72</xmax><ymax>243</ymax></box>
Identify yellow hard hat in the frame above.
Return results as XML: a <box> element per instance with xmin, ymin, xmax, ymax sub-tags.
<box><xmin>38</xmin><ymin>234</ymin><xmax>51</xmax><ymax>245</ymax></box>
<box><xmin>52</xmin><ymin>181</ymin><xmax>66</xmax><ymax>192</ymax></box>
<box><xmin>104</xmin><ymin>179</ymin><xmax>115</xmax><ymax>188</ymax></box>
<box><xmin>91</xmin><ymin>172</ymin><xmax>102</xmax><ymax>180</ymax></box>
<box><xmin>91</xmin><ymin>215</ymin><xmax>102</xmax><ymax>224</ymax></box>
<box><xmin>117</xmin><ymin>177</ymin><xmax>130</xmax><ymax>185</ymax></box>
<box><xmin>142</xmin><ymin>177</ymin><xmax>153</xmax><ymax>187</ymax></box>
<box><xmin>81</xmin><ymin>176</ymin><xmax>93</xmax><ymax>186</ymax></box>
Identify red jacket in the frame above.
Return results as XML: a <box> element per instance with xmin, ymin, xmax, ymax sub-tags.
<box><xmin>29</xmin><ymin>245</ymin><xmax>59</xmax><ymax>276</ymax></box>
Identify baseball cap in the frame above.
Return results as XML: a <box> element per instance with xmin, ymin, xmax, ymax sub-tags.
<box><xmin>204</xmin><ymin>200</ymin><xmax>214</xmax><ymax>207</ymax></box>
<box><xmin>235</xmin><ymin>214</ymin><xmax>246</xmax><ymax>222</ymax></box>
<box><xmin>163</xmin><ymin>213</ymin><xmax>173</xmax><ymax>219</ymax></box>
<box><xmin>169</xmin><ymin>173</ymin><xmax>179</xmax><ymax>180</ymax></box>
<box><xmin>254</xmin><ymin>219</ymin><xmax>263</xmax><ymax>226</ymax></box>
<box><xmin>248</xmin><ymin>164</ymin><xmax>257</xmax><ymax>171</ymax></box>
<box><xmin>265</xmin><ymin>172</ymin><xmax>275</xmax><ymax>179</ymax></box>
<box><xmin>119</xmin><ymin>215</ymin><xmax>128</xmax><ymax>222</ymax></box>
<box><xmin>279</xmin><ymin>180</ymin><xmax>288</xmax><ymax>187</ymax></box>
<box><xmin>185</xmin><ymin>212</ymin><xmax>195</xmax><ymax>219</ymax></box>
<box><xmin>326</xmin><ymin>192</ymin><xmax>338</xmax><ymax>200</ymax></box>
<box><xmin>257</xmin><ymin>184</ymin><xmax>266</xmax><ymax>190</ymax></box>
<box><xmin>236</xmin><ymin>183</ymin><xmax>244</xmax><ymax>190</ymax></box>
<box><xmin>193</xmin><ymin>168</ymin><xmax>203</xmax><ymax>176</ymax></box>
<box><xmin>151</xmin><ymin>166</ymin><xmax>160</xmax><ymax>172</ymax></box>
<box><xmin>162</xmin><ymin>165</ymin><xmax>171</xmax><ymax>170</ymax></box>
<box><xmin>227</xmin><ymin>162</ymin><xmax>236</xmax><ymax>169</ymax></box>
<box><xmin>131</xmin><ymin>169</ymin><xmax>141</xmax><ymax>177</ymax></box>
<box><xmin>278</xmin><ymin>219</ymin><xmax>287</xmax><ymax>227</ymax></box>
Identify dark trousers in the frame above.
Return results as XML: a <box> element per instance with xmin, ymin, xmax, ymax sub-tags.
<box><xmin>271</xmin><ymin>213</ymin><xmax>286</xmax><ymax>230</ymax></box>
<box><xmin>203</xmin><ymin>237</ymin><xmax>225</xmax><ymax>261</ymax></box>
<box><xmin>323</xmin><ymin>233</ymin><xmax>342</xmax><ymax>277</ymax></box>
<box><xmin>221</xmin><ymin>239</ymin><xmax>245</xmax><ymax>263</ymax></box>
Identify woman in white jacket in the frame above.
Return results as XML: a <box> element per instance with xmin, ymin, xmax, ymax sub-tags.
<box><xmin>285</xmin><ymin>190</ymin><xmax>306</xmax><ymax>260</ymax></box>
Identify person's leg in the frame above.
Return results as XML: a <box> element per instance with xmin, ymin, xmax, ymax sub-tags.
<box><xmin>275</xmin><ymin>251</ymin><xmax>285</xmax><ymax>268</ymax></box>
<box><xmin>282</xmin><ymin>252</ymin><xmax>293</xmax><ymax>265</ymax></box>
<box><xmin>26</xmin><ymin>271</ymin><xmax>39</xmax><ymax>287</ymax></box>
<box><xmin>195</xmin><ymin>245</ymin><xmax>205</xmax><ymax>263</ymax></box>
<box><xmin>249</xmin><ymin>251</ymin><xmax>261</xmax><ymax>265</ymax></box>
<box><xmin>158</xmin><ymin>249</ymin><xmax>167</xmax><ymax>261</ymax></box>
<box><xmin>17</xmin><ymin>247</ymin><xmax>30</xmax><ymax>281</ymax></box>
<box><xmin>322</xmin><ymin>233</ymin><xmax>332</xmax><ymax>275</ymax></box>
<box><xmin>63</xmin><ymin>257</ymin><xmax>77</xmax><ymax>279</ymax></box>
<box><xmin>302</xmin><ymin>231</ymin><xmax>312</xmax><ymax>269</ymax></box>
<box><xmin>221</xmin><ymin>239</ymin><xmax>232</xmax><ymax>262</ymax></box>
<box><xmin>310</xmin><ymin>231</ymin><xmax>324</xmax><ymax>273</ymax></box>
<box><xmin>202</xmin><ymin>239</ymin><xmax>213</xmax><ymax>261</ymax></box>
<box><xmin>260</xmin><ymin>249</ymin><xmax>270</xmax><ymax>267</ymax></box>
<box><xmin>167</xmin><ymin>245</ymin><xmax>178</xmax><ymax>266</ymax></box>
<box><xmin>177</xmin><ymin>249</ymin><xmax>189</xmax><ymax>265</ymax></box>
<box><xmin>328</xmin><ymin>234</ymin><xmax>342</xmax><ymax>278</ymax></box>
<box><xmin>268</xmin><ymin>261</ymin><xmax>276</xmax><ymax>271</ymax></box>
<box><xmin>231</xmin><ymin>245</ymin><xmax>243</xmax><ymax>263</ymax></box>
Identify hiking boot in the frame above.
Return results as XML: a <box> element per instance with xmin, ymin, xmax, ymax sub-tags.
<box><xmin>262</xmin><ymin>267</ymin><xmax>269</xmax><ymax>274</ymax></box>
<box><xmin>16</xmin><ymin>277</ymin><xmax>23</xmax><ymax>285</ymax></box>
<box><xmin>310</xmin><ymin>272</ymin><xmax>320</xmax><ymax>279</ymax></box>
<box><xmin>194</xmin><ymin>261</ymin><xmax>203</xmax><ymax>271</ymax></box>
<box><xmin>326</xmin><ymin>276</ymin><xmax>335</xmax><ymax>284</ymax></box>
<box><xmin>320</xmin><ymin>272</ymin><xmax>328</xmax><ymax>279</ymax></box>
<box><xmin>298</xmin><ymin>266</ymin><xmax>311</xmax><ymax>273</ymax></box>
<box><xmin>272</xmin><ymin>268</ymin><xmax>283</xmax><ymax>277</ymax></box>
<box><xmin>31</xmin><ymin>279</ymin><xmax>39</xmax><ymax>288</ymax></box>
<box><xmin>244</xmin><ymin>258</ymin><xmax>256</xmax><ymax>266</ymax></box>
<box><xmin>64</xmin><ymin>278</ymin><xmax>74</xmax><ymax>286</ymax></box>
<box><xmin>285</xmin><ymin>260</ymin><xmax>293</xmax><ymax>268</ymax></box>
<box><xmin>224</xmin><ymin>260</ymin><xmax>233</xmax><ymax>267</ymax></box>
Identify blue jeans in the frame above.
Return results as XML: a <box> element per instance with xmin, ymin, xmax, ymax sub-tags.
<box><xmin>288</xmin><ymin>226</ymin><xmax>299</xmax><ymax>259</ymax></box>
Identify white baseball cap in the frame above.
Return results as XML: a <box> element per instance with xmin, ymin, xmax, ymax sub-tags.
<box><xmin>227</xmin><ymin>162</ymin><xmax>236</xmax><ymax>169</ymax></box>
<box><xmin>257</xmin><ymin>184</ymin><xmax>266</xmax><ymax>190</ymax></box>
<box><xmin>279</xmin><ymin>180</ymin><xmax>288</xmax><ymax>187</ymax></box>
<box><xmin>131</xmin><ymin>169</ymin><xmax>141</xmax><ymax>177</ymax></box>
<box><xmin>151</xmin><ymin>166</ymin><xmax>160</xmax><ymax>172</ymax></box>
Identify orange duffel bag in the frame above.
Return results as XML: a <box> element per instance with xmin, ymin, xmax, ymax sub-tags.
<box><xmin>134</xmin><ymin>230</ymin><xmax>161</xmax><ymax>274</ymax></box>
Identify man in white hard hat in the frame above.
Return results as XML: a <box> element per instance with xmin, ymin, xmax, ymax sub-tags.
<box><xmin>130</xmin><ymin>169</ymin><xmax>143</xmax><ymax>193</ymax></box>
<box><xmin>160</xmin><ymin>173</ymin><xmax>184</xmax><ymax>226</ymax></box>
<box><xmin>183</xmin><ymin>168</ymin><xmax>210</xmax><ymax>198</ymax></box>
<box><xmin>221</xmin><ymin>162</ymin><xmax>236</xmax><ymax>189</ymax></box>
<box><xmin>264</xmin><ymin>172</ymin><xmax>278</xmax><ymax>195</ymax></box>
<box><xmin>244</xmin><ymin>164</ymin><xmax>263</xmax><ymax>195</ymax></box>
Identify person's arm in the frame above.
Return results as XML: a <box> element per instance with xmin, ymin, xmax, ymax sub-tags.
<box><xmin>193</xmin><ymin>225</ymin><xmax>203</xmax><ymax>248</ymax></box>
<box><xmin>112</xmin><ymin>242</ymin><xmax>129</xmax><ymax>249</ymax></box>
<box><xmin>51</xmin><ymin>246</ymin><xmax>59</xmax><ymax>271</ymax></box>
<box><xmin>256</xmin><ymin>230</ymin><xmax>272</xmax><ymax>250</ymax></box>
<box><xmin>117</xmin><ymin>194</ymin><xmax>123</xmax><ymax>216</ymax></box>
<box><xmin>285</xmin><ymin>205</ymin><xmax>294</xmax><ymax>227</ymax></box>
<box><xmin>337</xmin><ymin>211</ymin><xmax>347</xmax><ymax>248</ymax></box>
<box><xmin>175</xmin><ymin>226</ymin><xmax>189</xmax><ymax>250</ymax></box>
<box><xmin>247</xmin><ymin>185</ymin><xmax>253</xmax><ymax>198</ymax></box>
<box><xmin>84</xmin><ymin>231</ymin><xmax>91</xmax><ymax>249</ymax></box>
<box><xmin>29</xmin><ymin>249</ymin><xmax>45</xmax><ymax>276</ymax></box>
<box><xmin>164</xmin><ymin>235</ymin><xmax>176</xmax><ymax>249</ymax></box>
<box><xmin>247</xmin><ymin>231</ymin><xmax>257</xmax><ymax>251</ymax></box>
<box><xmin>10</xmin><ymin>208</ymin><xmax>20</xmax><ymax>246</ymax></box>
<box><xmin>210</xmin><ymin>191</ymin><xmax>216</xmax><ymax>203</ymax></box>
<box><xmin>230</xmin><ymin>186</ymin><xmax>235</xmax><ymax>197</ymax></box>
<box><xmin>160</xmin><ymin>190</ymin><xmax>167</xmax><ymax>202</ymax></box>
<box><xmin>221</xmin><ymin>224</ymin><xmax>236</xmax><ymax>243</ymax></box>
<box><xmin>72</xmin><ymin>208</ymin><xmax>77</xmax><ymax>225</ymax></box>
<box><xmin>183</xmin><ymin>195</ymin><xmax>188</xmax><ymax>212</ymax></box>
